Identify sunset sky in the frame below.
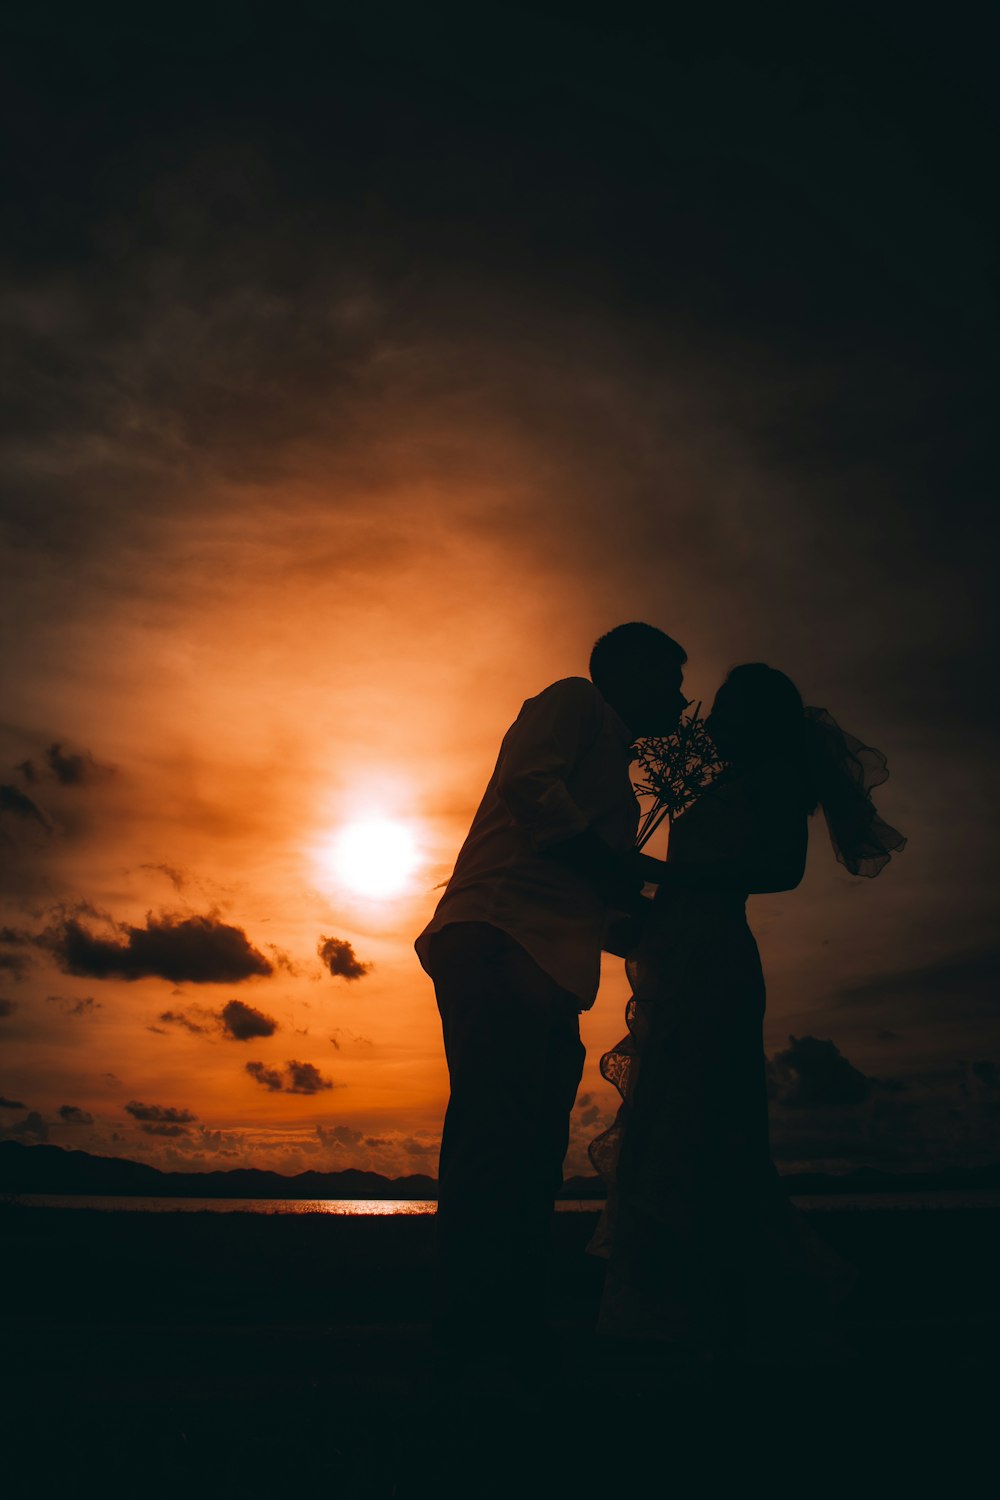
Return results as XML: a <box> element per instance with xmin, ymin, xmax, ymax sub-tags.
<box><xmin>2</xmin><ymin>6</ymin><xmax>997</xmax><ymax>1180</ymax></box>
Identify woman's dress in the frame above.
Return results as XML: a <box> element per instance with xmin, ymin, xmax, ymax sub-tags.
<box><xmin>589</xmin><ymin>769</ymin><xmax>853</xmax><ymax>1355</ymax></box>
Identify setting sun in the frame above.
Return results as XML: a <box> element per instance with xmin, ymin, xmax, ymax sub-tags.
<box><xmin>323</xmin><ymin>818</ymin><xmax>422</xmax><ymax>899</ymax></box>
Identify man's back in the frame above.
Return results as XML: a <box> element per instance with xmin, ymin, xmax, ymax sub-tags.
<box><xmin>415</xmin><ymin>676</ymin><xmax>639</xmax><ymax>1008</ymax></box>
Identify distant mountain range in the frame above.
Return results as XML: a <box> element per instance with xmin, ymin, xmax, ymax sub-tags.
<box><xmin>2</xmin><ymin>1141</ymin><xmax>999</xmax><ymax>1200</ymax></box>
<box><xmin>0</xmin><ymin>1141</ymin><xmax>437</xmax><ymax>1200</ymax></box>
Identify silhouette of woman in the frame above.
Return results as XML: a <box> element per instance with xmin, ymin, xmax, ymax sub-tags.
<box><xmin>590</xmin><ymin>664</ymin><xmax>906</xmax><ymax>1364</ymax></box>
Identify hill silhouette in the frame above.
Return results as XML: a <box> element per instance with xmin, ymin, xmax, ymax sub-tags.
<box><xmin>0</xmin><ymin>1140</ymin><xmax>436</xmax><ymax>1199</ymax></box>
<box><xmin>3</xmin><ymin>1141</ymin><xmax>999</xmax><ymax>1200</ymax></box>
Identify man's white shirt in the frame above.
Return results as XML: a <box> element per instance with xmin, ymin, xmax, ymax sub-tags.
<box><xmin>415</xmin><ymin>677</ymin><xmax>639</xmax><ymax>1008</ymax></box>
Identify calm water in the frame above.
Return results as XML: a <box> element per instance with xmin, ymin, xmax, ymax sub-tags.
<box><xmin>4</xmin><ymin>1191</ymin><xmax>1000</xmax><ymax>1213</ymax></box>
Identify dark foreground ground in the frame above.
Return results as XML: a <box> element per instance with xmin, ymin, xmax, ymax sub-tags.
<box><xmin>1</xmin><ymin>1204</ymin><xmax>997</xmax><ymax>1497</ymax></box>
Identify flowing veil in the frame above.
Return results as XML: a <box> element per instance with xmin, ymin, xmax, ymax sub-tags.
<box><xmin>805</xmin><ymin>706</ymin><xmax>906</xmax><ymax>877</ymax></box>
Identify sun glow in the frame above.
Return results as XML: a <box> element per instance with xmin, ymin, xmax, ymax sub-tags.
<box><xmin>322</xmin><ymin>817</ymin><xmax>421</xmax><ymax>900</ymax></box>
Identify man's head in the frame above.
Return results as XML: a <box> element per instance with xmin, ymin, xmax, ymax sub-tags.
<box><xmin>590</xmin><ymin>623</ymin><xmax>688</xmax><ymax>738</ymax></box>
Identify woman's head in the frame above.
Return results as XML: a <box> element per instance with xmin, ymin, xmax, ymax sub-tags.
<box><xmin>708</xmin><ymin>664</ymin><xmax>814</xmax><ymax>796</ymax></box>
<box><xmin>709</xmin><ymin>665</ymin><xmax>906</xmax><ymax>874</ymax></box>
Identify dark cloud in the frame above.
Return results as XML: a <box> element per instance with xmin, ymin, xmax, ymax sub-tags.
<box><xmin>877</xmin><ymin>1030</ymin><xmax>904</xmax><ymax>1043</ymax></box>
<box><xmin>318</xmin><ymin>936</ymin><xmax>371</xmax><ymax>982</ymax></box>
<box><xmin>219</xmin><ymin>999</ymin><xmax>278</xmax><ymax>1041</ymax></box>
<box><xmin>0</xmin><ymin>785</ymin><xmax>50</xmax><ymax>829</ymax></box>
<box><xmin>285</xmin><ymin>1060</ymin><xmax>334</xmax><ymax>1095</ymax></box>
<box><xmin>0</xmin><ymin>930</ymin><xmax>34</xmax><ymax>976</ymax></box>
<box><xmin>124</xmin><ymin>1101</ymin><xmax>198</xmax><ymax>1124</ymax></box>
<box><xmin>0</xmin><ymin>1095</ymin><xmax>27</xmax><ymax>1109</ymax></box>
<box><xmin>0</xmin><ymin>999</ymin><xmax>17</xmax><ymax>1018</ymax></box>
<box><xmin>767</xmin><ymin>1035</ymin><xmax>872</xmax><ymax>1108</ymax></box>
<box><xmin>157</xmin><ymin>1008</ymin><xmax>210</xmax><ymax>1034</ymax></box>
<box><xmin>44</xmin><ymin>911</ymin><xmax>273</xmax><ymax>983</ymax></box>
<box><xmin>245</xmin><ymin>1061</ymin><xmax>283</xmax><ymax>1092</ymax></box>
<box><xmin>3</xmin><ymin>1111</ymin><xmax>48</xmax><ymax>1142</ymax></box>
<box><xmin>46</xmin><ymin>995</ymin><xmax>100</xmax><ymax>1016</ymax></box>
<box><xmin>141</xmin><ymin>1123</ymin><xmax>191</xmax><ymax>1137</ymax></box>
<box><xmin>18</xmin><ymin>743</ymin><xmax>114</xmax><ymax>787</ymax></box>
<box><xmin>246</xmin><ymin>1060</ymin><xmax>334</xmax><ymax>1094</ymax></box>
<box><xmin>58</xmin><ymin>1105</ymin><xmax>94</xmax><ymax>1124</ymax></box>
<box><xmin>574</xmin><ymin>1091</ymin><xmax>601</xmax><ymax>1127</ymax></box>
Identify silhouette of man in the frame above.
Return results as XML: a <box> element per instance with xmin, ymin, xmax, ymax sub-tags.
<box><xmin>415</xmin><ymin>622</ymin><xmax>687</xmax><ymax>1369</ymax></box>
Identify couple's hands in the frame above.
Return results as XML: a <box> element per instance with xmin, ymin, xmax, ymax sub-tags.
<box><xmin>602</xmin><ymin>901</ymin><xmax>654</xmax><ymax>958</ymax></box>
<box><xmin>546</xmin><ymin>831</ymin><xmax>667</xmax><ymax>912</ymax></box>
<box><xmin>546</xmin><ymin>828</ymin><xmax>645</xmax><ymax>910</ymax></box>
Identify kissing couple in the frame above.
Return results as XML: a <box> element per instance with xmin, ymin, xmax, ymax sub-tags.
<box><xmin>415</xmin><ymin>622</ymin><xmax>904</xmax><ymax>1382</ymax></box>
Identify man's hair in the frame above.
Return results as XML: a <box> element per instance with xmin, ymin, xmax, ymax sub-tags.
<box><xmin>589</xmin><ymin>622</ymin><xmax>687</xmax><ymax>691</ymax></box>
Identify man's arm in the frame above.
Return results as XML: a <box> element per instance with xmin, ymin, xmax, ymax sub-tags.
<box><xmin>496</xmin><ymin>678</ymin><xmax>642</xmax><ymax>907</ymax></box>
<box><xmin>495</xmin><ymin>678</ymin><xmax>601</xmax><ymax>849</ymax></box>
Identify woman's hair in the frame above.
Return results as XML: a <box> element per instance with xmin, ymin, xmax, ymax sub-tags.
<box><xmin>714</xmin><ymin>663</ymin><xmax>818</xmax><ymax>810</ymax></box>
<box><xmin>718</xmin><ymin>663</ymin><xmax>906</xmax><ymax>877</ymax></box>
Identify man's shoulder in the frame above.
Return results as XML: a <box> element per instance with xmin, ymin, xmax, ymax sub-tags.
<box><xmin>532</xmin><ymin>676</ymin><xmax>602</xmax><ymax>707</ymax></box>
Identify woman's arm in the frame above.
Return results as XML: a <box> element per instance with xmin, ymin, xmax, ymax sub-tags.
<box><xmin>633</xmin><ymin>795</ymin><xmax>808</xmax><ymax>896</ymax></box>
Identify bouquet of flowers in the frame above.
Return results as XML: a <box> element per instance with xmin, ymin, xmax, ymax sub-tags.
<box><xmin>632</xmin><ymin>703</ymin><xmax>724</xmax><ymax>849</ymax></box>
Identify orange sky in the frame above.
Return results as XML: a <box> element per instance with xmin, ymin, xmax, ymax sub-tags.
<box><xmin>2</xmin><ymin>13</ymin><xmax>998</xmax><ymax>1179</ymax></box>
<box><xmin>0</xmin><ymin>349</ymin><xmax>974</xmax><ymax>1176</ymax></box>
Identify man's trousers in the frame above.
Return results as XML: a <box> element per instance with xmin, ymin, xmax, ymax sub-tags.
<box><xmin>427</xmin><ymin>921</ymin><xmax>586</xmax><ymax>1356</ymax></box>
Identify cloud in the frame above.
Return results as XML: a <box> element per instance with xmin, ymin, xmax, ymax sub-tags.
<box><xmin>0</xmin><ymin>785</ymin><xmax>50</xmax><ymax>829</ymax></box>
<box><xmin>219</xmin><ymin>999</ymin><xmax>278</xmax><ymax>1041</ymax></box>
<box><xmin>329</xmin><ymin>1028</ymin><xmax>373</xmax><ymax>1049</ymax></box>
<box><xmin>401</xmin><ymin>1137</ymin><xmax>436</xmax><ymax>1156</ymax></box>
<box><xmin>154</xmin><ymin>999</ymin><xmax>279</xmax><ymax>1039</ymax></box>
<box><xmin>316</xmin><ymin>1123</ymin><xmax>362</xmax><ymax>1147</ymax></box>
<box><xmin>46</xmin><ymin>995</ymin><xmax>100</xmax><ymax>1016</ymax></box>
<box><xmin>2</xmin><ymin>1111</ymin><xmax>48</xmax><ymax>1142</ymax></box>
<box><xmin>574</xmin><ymin>1091</ymin><xmax>601</xmax><ymax>1127</ymax></box>
<box><xmin>245</xmin><ymin>1061</ymin><xmax>284</xmax><ymax>1091</ymax></box>
<box><xmin>140</xmin><ymin>863</ymin><xmax>188</xmax><ymax>891</ymax></box>
<box><xmin>767</xmin><ymin>1035</ymin><xmax>872</xmax><ymax>1108</ymax></box>
<box><xmin>246</xmin><ymin>1060</ymin><xmax>335</xmax><ymax>1094</ymax></box>
<box><xmin>140</xmin><ymin>1123</ymin><xmax>190</xmax><ymax>1137</ymax></box>
<box><xmin>0</xmin><ymin>999</ymin><xmax>17</xmax><ymax>1018</ymax></box>
<box><xmin>266</xmin><ymin>946</ymin><xmax>300</xmax><ymax>975</ymax></box>
<box><xmin>285</xmin><ymin>1060</ymin><xmax>334</xmax><ymax>1095</ymax></box>
<box><xmin>124</xmin><ymin>1101</ymin><xmax>198</xmax><ymax>1123</ymax></box>
<box><xmin>157</xmin><ymin>1008</ymin><xmax>210</xmax><ymax>1034</ymax></box>
<box><xmin>0</xmin><ymin>929</ymin><xmax>32</xmax><ymax>980</ymax></box>
<box><xmin>44</xmin><ymin>911</ymin><xmax>273</xmax><ymax>983</ymax></box>
<box><xmin>318</xmin><ymin>936</ymin><xmax>371</xmax><ymax>981</ymax></box>
<box><xmin>19</xmin><ymin>743</ymin><xmax>114</xmax><ymax>787</ymax></box>
<box><xmin>58</xmin><ymin>1105</ymin><xmax>94</xmax><ymax>1124</ymax></box>
<box><xmin>0</xmin><ymin>1095</ymin><xmax>27</xmax><ymax>1109</ymax></box>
